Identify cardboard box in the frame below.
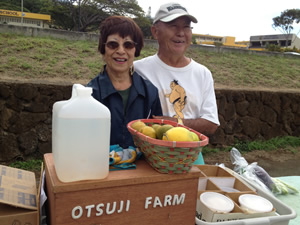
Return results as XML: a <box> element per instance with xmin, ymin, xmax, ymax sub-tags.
<box><xmin>208</xmin><ymin>177</ymin><xmax>253</xmax><ymax>192</ymax></box>
<box><xmin>196</xmin><ymin>165</ymin><xmax>255</xmax><ymax>193</ymax></box>
<box><xmin>195</xmin><ymin>165</ymin><xmax>277</xmax><ymax>223</ymax></box>
<box><xmin>0</xmin><ymin>164</ymin><xmax>41</xmax><ymax>225</ymax></box>
<box><xmin>196</xmin><ymin>191</ymin><xmax>277</xmax><ymax>222</ymax></box>
<box><xmin>44</xmin><ymin>153</ymin><xmax>201</xmax><ymax>225</ymax></box>
<box><xmin>197</xmin><ymin>177</ymin><xmax>253</xmax><ymax>192</ymax></box>
<box><xmin>196</xmin><ymin>165</ymin><xmax>232</xmax><ymax>177</ymax></box>
<box><xmin>198</xmin><ymin>178</ymin><xmax>220</xmax><ymax>191</ymax></box>
<box><xmin>195</xmin><ymin>166</ymin><xmax>296</xmax><ymax>225</ymax></box>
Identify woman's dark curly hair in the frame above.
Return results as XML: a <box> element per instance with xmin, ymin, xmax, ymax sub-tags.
<box><xmin>98</xmin><ymin>16</ymin><xmax>144</xmax><ymax>57</ymax></box>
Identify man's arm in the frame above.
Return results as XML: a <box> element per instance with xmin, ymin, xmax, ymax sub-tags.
<box><xmin>153</xmin><ymin>116</ymin><xmax>218</xmax><ymax>135</ymax></box>
<box><xmin>182</xmin><ymin>118</ymin><xmax>218</xmax><ymax>135</ymax></box>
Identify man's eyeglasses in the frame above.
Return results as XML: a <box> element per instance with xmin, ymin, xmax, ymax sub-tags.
<box><xmin>104</xmin><ymin>41</ymin><xmax>137</xmax><ymax>50</ymax></box>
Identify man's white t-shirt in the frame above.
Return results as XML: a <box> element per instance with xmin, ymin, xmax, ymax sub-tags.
<box><xmin>134</xmin><ymin>54</ymin><xmax>220</xmax><ymax>125</ymax></box>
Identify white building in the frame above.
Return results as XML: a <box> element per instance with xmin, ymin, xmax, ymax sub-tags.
<box><xmin>250</xmin><ymin>34</ymin><xmax>300</xmax><ymax>49</ymax></box>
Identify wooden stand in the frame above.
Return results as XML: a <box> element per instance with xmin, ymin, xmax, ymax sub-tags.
<box><xmin>44</xmin><ymin>153</ymin><xmax>201</xmax><ymax>225</ymax></box>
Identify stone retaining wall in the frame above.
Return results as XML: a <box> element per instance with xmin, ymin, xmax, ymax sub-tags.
<box><xmin>0</xmin><ymin>81</ymin><xmax>299</xmax><ymax>162</ymax></box>
<box><xmin>211</xmin><ymin>89</ymin><xmax>300</xmax><ymax>145</ymax></box>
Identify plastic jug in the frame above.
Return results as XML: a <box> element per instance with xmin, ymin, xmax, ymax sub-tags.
<box><xmin>52</xmin><ymin>84</ymin><xmax>84</xmax><ymax>166</ymax></box>
<box><xmin>52</xmin><ymin>85</ymin><xmax>111</xmax><ymax>182</ymax></box>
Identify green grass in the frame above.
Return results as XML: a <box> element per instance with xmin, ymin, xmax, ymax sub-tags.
<box><xmin>1</xmin><ymin>33</ymin><xmax>299</xmax><ymax>90</ymax></box>
<box><xmin>9</xmin><ymin>159</ymin><xmax>43</xmax><ymax>172</ymax></box>
<box><xmin>185</xmin><ymin>48</ymin><xmax>300</xmax><ymax>90</ymax></box>
<box><xmin>202</xmin><ymin>136</ymin><xmax>300</xmax><ymax>155</ymax></box>
<box><xmin>0</xmin><ymin>33</ymin><xmax>101</xmax><ymax>81</ymax></box>
<box><xmin>237</xmin><ymin>136</ymin><xmax>300</xmax><ymax>151</ymax></box>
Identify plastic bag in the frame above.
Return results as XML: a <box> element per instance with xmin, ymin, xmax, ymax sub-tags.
<box><xmin>253</xmin><ymin>164</ymin><xmax>275</xmax><ymax>191</ymax></box>
<box><xmin>230</xmin><ymin>147</ymin><xmax>273</xmax><ymax>194</ymax></box>
<box><xmin>272</xmin><ymin>178</ymin><xmax>299</xmax><ymax>195</ymax></box>
<box><xmin>230</xmin><ymin>148</ymin><xmax>298</xmax><ymax>195</ymax></box>
<box><xmin>109</xmin><ymin>145</ymin><xmax>142</xmax><ymax>171</ymax></box>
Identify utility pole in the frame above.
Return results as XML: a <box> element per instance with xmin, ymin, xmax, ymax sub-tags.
<box><xmin>21</xmin><ymin>0</ymin><xmax>23</xmax><ymax>26</ymax></box>
<box><xmin>78</xmin><ymin>0</ymin><xmax>81</xmax><ymax>31</ymax></box>
<box><xmin>147</xmin><ymin>6</ymin><xmax>151</xmax><ymax>19</ymax></box>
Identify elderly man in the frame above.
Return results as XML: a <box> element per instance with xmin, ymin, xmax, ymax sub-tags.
<box><xmin>134</xmin><ymin>2</ymin><xmax>220</xmax><ymax>164</ymax></box>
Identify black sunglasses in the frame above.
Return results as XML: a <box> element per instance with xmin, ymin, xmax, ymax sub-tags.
<box><xmin>104</xmin><ymin>41</ymin><xmax>137</xmax><ymax>50</ymax></box>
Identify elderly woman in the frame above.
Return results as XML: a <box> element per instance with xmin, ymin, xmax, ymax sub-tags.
<box><xmin>87</xmin><ymin>16</ymin><xmax>162</xmax><ymax>148</ymax></box>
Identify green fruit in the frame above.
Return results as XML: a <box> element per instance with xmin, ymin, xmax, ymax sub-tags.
<box><xmin>152</xmin><ymin>124</ymin><xmax>161</xmax><ymax>133</ymax></box>
<box><xmin>140</xmin><ymin>126</ymin><xmax>156</xmax><ymax>139</ymax></box>
<box><xmin>156</xmin><ymin>124</ymin><xmax>174</xmax><ymax>139</ymax></box>
<box><xmin>131</xmin><ymin>120</ymin><xmax>146</xmax><ymax>132</ymax></box>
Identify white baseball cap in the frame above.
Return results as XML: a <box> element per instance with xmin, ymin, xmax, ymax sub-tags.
<box><xmin>153</xmin><ymin>2</ymin><xmax>198</xmax><ymax>24</ymax></box>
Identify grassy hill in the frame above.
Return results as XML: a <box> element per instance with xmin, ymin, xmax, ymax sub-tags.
<box><xmin>0</xmin><ymin>33</ymin><xmax>299</xmax><ymax>91</ymax></box>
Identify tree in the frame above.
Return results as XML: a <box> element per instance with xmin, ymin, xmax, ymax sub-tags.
<box><xmin>272</xmin><ymin>9</ymin><xmax>300</xmax><ymax>47</ymax></box>
<box><xmin>49</xmin><ymin>0</ymin><xmax>145</xmax><ymax>32</ymax></box>
<box><xmin>48</xmin><ymin>1</ymin><xmax>75</xmax><ymax>30</ymax></box>
<box><xmin>0</xmin><ymin>0</ymin><xmax>52</xmax><ymax>13</ymax></box>
<box><xmin>134</xmin><ymin>16</ymin><xmax>152</xmax><ymax>39</ymax></box>
<box><xmin>23</xmin><ymin>0</ymin><xmax>50</xmax><ymax>13</ymax></box>
<box><xmin>192</xmin><ymin>35</ymin><xmax>197</xmax><ymax>44</ymax></box>
<box><xmin>0</xmin><ymin>0</ymin><xmax>30</xmax><ymax>12</ymax></box>
<box><xmin>0</xmin><ymin>0</ymin><xmax>151</xmax><ymax>36</ymax></box>
<box><xmin>79</xmin><ymin>0</ymin><xmax>145</xmax><ymax>32</ymax></box>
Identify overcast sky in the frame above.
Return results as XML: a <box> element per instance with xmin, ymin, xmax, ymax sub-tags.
<box><xmin>136</xmin><ymin>0</ymin><xmax>300</xmax><ymax>41</ymax></box>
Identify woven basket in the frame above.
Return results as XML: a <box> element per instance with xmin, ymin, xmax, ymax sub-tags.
<box><xmin>127</xmin><ymin>119</ymin><xmax>209</xmax><ymax>174</ymax></box>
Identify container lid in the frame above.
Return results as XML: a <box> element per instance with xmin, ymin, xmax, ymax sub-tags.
<box><xmin>200</xmin><ymin>192</ymin><xmax>234</xmax><ymax>213</ymax></box>
<box><xmin>77</xmin><ymin>86</ymin><xmax>92</xmax><ymax>96</ymax></box>
<box><xmin>71</xmin><ymin>84</ymin><xmax>85</xmax><ymax>98</ymax></box>
<box><xmin>239</xmin><ymin>194</ymin><xmax>273</xmax><ymax>213</ymax></box>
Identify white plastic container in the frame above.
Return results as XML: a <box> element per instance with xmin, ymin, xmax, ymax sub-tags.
<box><xmin>52</xmin><ymin>85</ymin><xmax>111</xmax><ymax>182</ymax></box>
<box><xmin>200</xmin><ymin>192</ymin><xmax>234</xmax><ymax>213</ymax></box>
<box><xmin>239</xmin><ymin>194</ymin><xmax>273</xmax><ymax>213</ymax></box>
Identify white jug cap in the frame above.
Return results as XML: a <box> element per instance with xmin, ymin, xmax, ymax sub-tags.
<box><xmin>200</xmin><ymin>192</ymin><xmax>234</xmax><ymax>213</ymax></box>
<box><xmin>239</xmin><ymin>194</ymin><xmax>273</xmax><ymax>213</ymax></box>
<box><xmin>71</xmin><ymin>84</ymin><xmax>85</xmax><ymax>98</ymax></box>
